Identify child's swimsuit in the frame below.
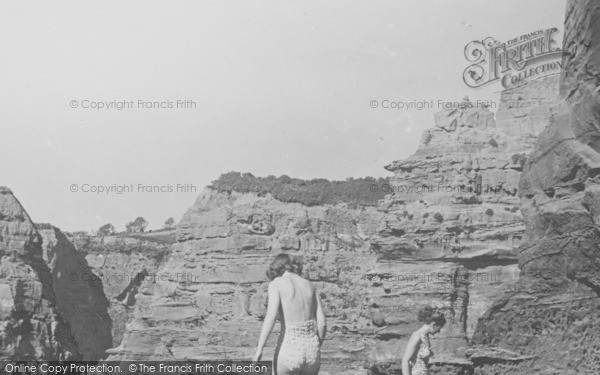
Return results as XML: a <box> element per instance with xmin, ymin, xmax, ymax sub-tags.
<box><xmin>411</xmin><ymin>336</ymin><xmax>433</xmax><ymax>375</ymax></box>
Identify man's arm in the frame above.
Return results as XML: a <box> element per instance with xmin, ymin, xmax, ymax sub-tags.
<box><xmin>252</xmin><ymin>281</ymin><xmax>280</xmax><ymax>361</ymax></box>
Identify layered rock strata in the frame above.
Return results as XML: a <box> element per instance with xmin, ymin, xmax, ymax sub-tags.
<box><xmin>34</xmin><ymin>226</ymin><xmax>171</xmax><ymax>360</ymax></box>
<box><xmin>35</xmin><ymin>224</ymin><xmax>113</xmax><ymax>360</ymax></box>
<box><xmin>0</xmin><ymin>187</ymin><xmax>77</xmax><ymax>360</ymax></box>
<box><xmin>106</xmin><ymin>77</ymin><xmax>561</xmax><ymax>374</ymax></box>
<box><xmin>0</xmin><ymin>17</ymin><xmax>574</xmax><ymax>372</ymax></box>
<box><xmin>366</xmin><ymin>73</ymin><xmax>561</xmax><ymax>365</ymax></box>
<box><xmin>70</xmin><ymin>233</ymin><xmax>172</xmax><ymax>352</ymax></box>
<box><xmin>108</xmin><ymin>188</ymin><xmax>385</xmax><ymax>374</ymax></box>
<box><xmin>471</xmin><ymin>1</ymin><xmax>600</xmax><ymax>374</ymax></box>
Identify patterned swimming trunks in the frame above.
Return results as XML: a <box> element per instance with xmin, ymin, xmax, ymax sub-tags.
<box><xmin>274</xmin><ymin>319</ymin><xmax>321</xmax><ymax>374</ymax></box>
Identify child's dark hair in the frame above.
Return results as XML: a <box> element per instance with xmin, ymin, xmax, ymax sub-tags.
<box><xmin>266</xmin><ymin>253</ymin><xmax>303</xmax><ymax>280</ymax></box>
<box><xmin>418</xmin><ymin>306</ymin><xmax>447</xmax><ymax>326</ymax></box>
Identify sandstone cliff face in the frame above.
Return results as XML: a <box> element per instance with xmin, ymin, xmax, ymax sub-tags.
<box><xmin>108</xmin><ymin>188</ymin><xmax>385</xmax><ymax>373</ymax></box>
<box><xmin>0</xmin><ymin>17</ymin><xmax>571</xmax><ymax>371</ymax></box>
<box><xmin>0</xmin><ymin>78</ymin><xmax>561</xmax><ymax>371</ymax></box>
<box><xmin>67</xmin><ymin>233</ymin><xmax>171</xmax><ymax>353</ymax></box>
<box><xmin>367</xmin><ymin>74</ymin><xmax>561</xmax><ymax>366</ymax></box>
<box><xmin>0</xmin><ymin>187</ymin><xmax>77</xmax><ymax>360</ymax></box>
<box><xmin>104</xmin><ymin>77</ymin><xmax>561</xmax><ymax>374</ymax></box>
<box><xmin>470</xmin><ymin>1</ymin><xmax>600</xmax><ymax>374</ymax></box>
<box><xmin>6</xmin><ymin>220</ymin><xmax>172</xmax><ymax>361</ymax></box>
<box><xmin>0</xmin><ymin>184</ymin><xmax>178</xmax><ymax>361</ymax></box>
<box><xmin>35</xmin><ymin>224</ymin><xmax>113</xmax><ymax>360</ymax></box>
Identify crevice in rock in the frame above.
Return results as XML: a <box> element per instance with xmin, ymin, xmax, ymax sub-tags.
<box><xmin>574</xmin><ymin>277</ymin><xmax>600</xmax><ymax>297</ymax></box>
<box><xmin>115</xmin><ymin>268</ymin><xmax>149</xmax><ymax>306</ymax></box>
<box><xmin>447</xmin><ymin>267</ymin><xmax>470</xmax><ymax>337</ymax></box>
<box><xmin>434</xmin><ymin>256</ymin><xmax>518</xmax><ymax>270</ymax></box>
<box><xmin>1</xmin><ymin>190</ymin><xmax>80</xmax><ymax>360</ymax></box>
<box><xmin>376</xmin><ymin>332</ymin><xmax>404</xmax><ymax>341</ymax></box>
<box><xmin>43</xmin><ymin>228</ymin><xmax>114</xmax><ymax>360</ymax></box>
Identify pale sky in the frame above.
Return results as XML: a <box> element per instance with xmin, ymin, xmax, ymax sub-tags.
<box><xmin>0</xmin><ymin>0</ymin><xmax>566</xmax><ymax>232</ymax></box>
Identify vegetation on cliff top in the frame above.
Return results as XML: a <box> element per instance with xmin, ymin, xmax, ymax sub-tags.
<box><xmin>210</xmin><ymin>171</ymin><xmax>390</xmax><ymax>207</ymax></box>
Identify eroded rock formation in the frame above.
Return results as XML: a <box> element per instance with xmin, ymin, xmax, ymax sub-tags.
<box><xmin>0</xmin><ymin>187</ymin><xmax>172</xmax><ymax>361</ymax></box>
<box><xmin>4</xmin><ymin>5</ymin><xmax>591</xmax><ymax>372</ymax></box>
<box><xmin>102</xmin><ymin>73</ymin><xmax>562</xmax><ymax>374</ymax></box>
<box><xmin>107</xmin><ymin>188</ymin><xmax>385</xmax><ymax>373</ymax></box>
<box><xmin>0</xmin><ymin>187</ymin><xmax>78</xmax><ymax>360</ymax></box>
<box><xmin>34</xmin><ymin>226</ymin><xmax>170</xmax><ymax>360</ymax></box>
<box><xmin>69</xmin><ymin>233</ymin><xmax>172</xmax><ymax>349</ymax></box>
<box><xmin>0</xmin><ymin>75</ymin><xmax>564</xmax><ymax>373</ymax></box>
<box><xmin>35</xmin><ymin>224</ymin><xmax>113</xmax><ymax>360</ymax></box>
<box><xmin>470</xmin><ymin>1</ymin><xmax>600</xmax><ymax>374</ymax></box>
<box><xmin>366</xmin><ymin>73</ymin><xmax>561</xmax><ymax>366</ymax></box>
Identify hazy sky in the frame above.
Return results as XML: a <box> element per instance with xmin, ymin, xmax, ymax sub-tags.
<box><xmin>0</xmin><ymin>0</ymin><xmax>565</xmax><ymax>232</ymax></box>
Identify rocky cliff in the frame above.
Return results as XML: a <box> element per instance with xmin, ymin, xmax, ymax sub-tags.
<box><xmin>0</xmin><ymin>185</ymin><xmax>171</xmax><ymax>361</ymax></box>
<box><xmin>366</xmin><ymin>73</ymin><xmax>561</xmax><ymax>368</ymax></box>
<box><xmin>2</xmin><ymin>6</ymin><xmax>584</xmax><ymax>371</ymax></box>
<box><xmin>0</xmin><ymin>76</ymin><xmax>563</xmax><ymax>372</ymax></box>
<box><xmin>34</xmin><ymin>224</ymin><xmax>112</xmax><ymax>360</ymax></box>
<box><xmin>470</xmin><ymin>1</ymin><xmax>600</xmax><ymax>374</ymax></box>
<box><xmin>103</xmin><ymin>74</ymin><xmax>562</xmax><ymax>374</ymax></box>
<box><xmin>107</xmin><ymin>188</ymin><xmax>385</xmax><ymax>373</ymax></box>
<box><xmin>69</xmin><ymin>233</ymin><xmax>171</xmax><ymax>349</ymax></box>
<box><xmin>0</xmin><ymin>187</ymin><xmax>78</xmax><ymax>360</ymax></box>
<box><xmin>34</xmin><ymin>225</ymin><xmax>171</xmax><ymax>360</ymax></box>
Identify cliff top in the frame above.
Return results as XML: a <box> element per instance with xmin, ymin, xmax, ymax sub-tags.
<box><xmin>209</xmin><ymin>171</ymin><xmax>390</xmax><ymax>207</ymax></box>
